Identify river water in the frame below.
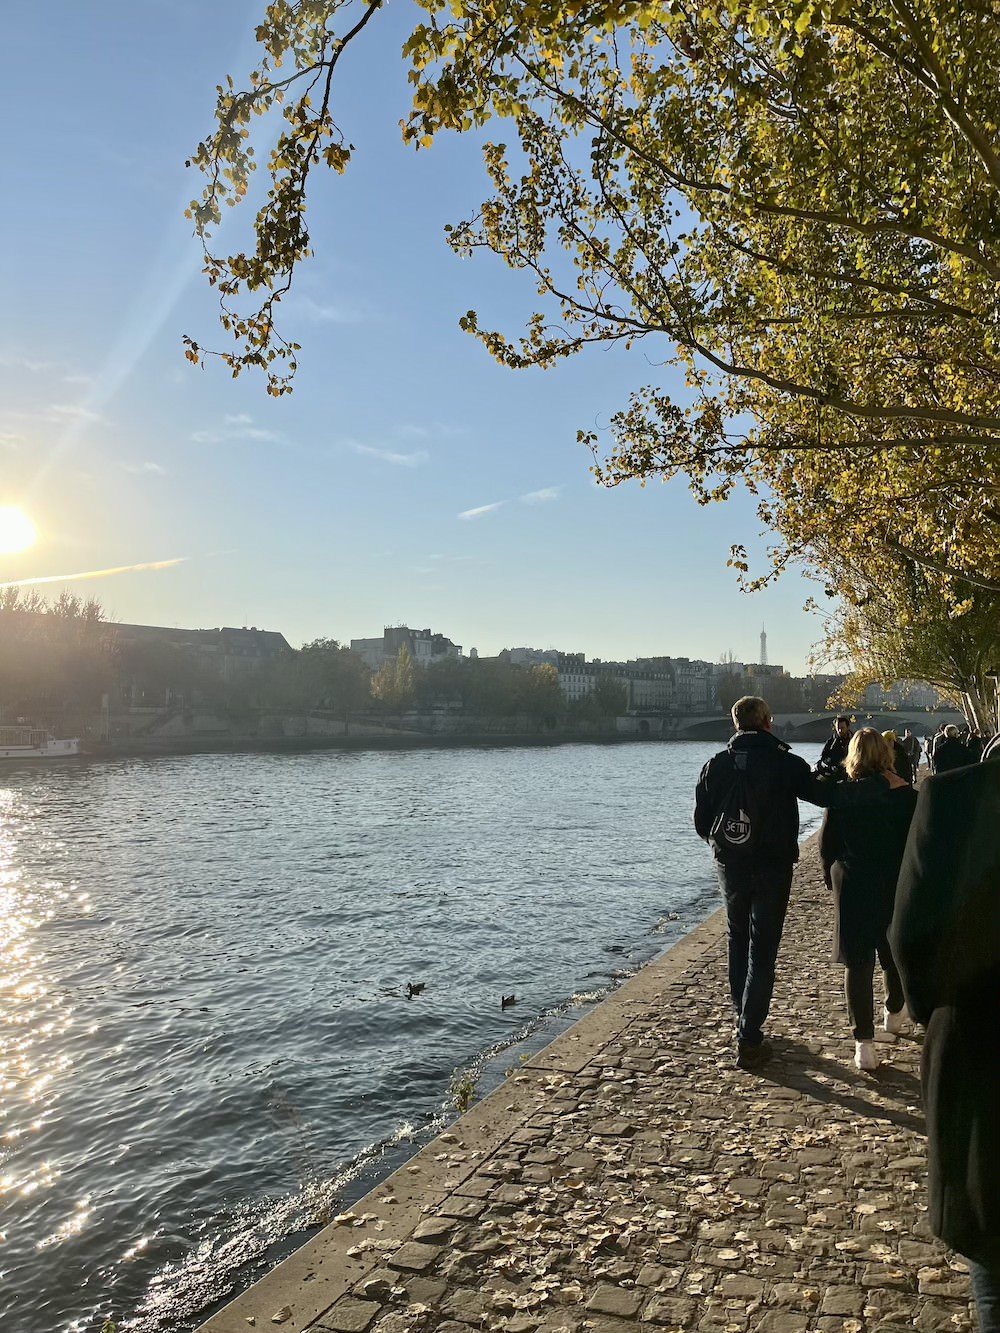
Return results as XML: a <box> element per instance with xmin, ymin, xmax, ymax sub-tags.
<box><xmin>0</xmin><ymin>740</ymin><xmax>824</xmax><ymax>1333</ymax></box>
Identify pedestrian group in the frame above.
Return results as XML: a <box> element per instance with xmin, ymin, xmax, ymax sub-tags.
<box><xmin>695</xmin><ymin>698</ymin><xmax>1000</xmax><ymax>1332</ymax></box>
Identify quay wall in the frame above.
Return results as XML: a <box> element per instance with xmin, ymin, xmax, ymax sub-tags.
<box><xmin>195</xmin><ymin>836</ymin><xmax>971</xmax><ymax>1333</ymax></box>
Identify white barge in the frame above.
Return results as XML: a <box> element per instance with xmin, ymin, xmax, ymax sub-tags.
<box><xmin>0</xmin><ymin>727</ymin><xmax>81</xmax><ymax>759</ymax></box>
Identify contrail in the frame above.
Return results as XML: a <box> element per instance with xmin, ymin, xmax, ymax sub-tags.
<box><xmin>0</xmin><ymin>557</ymin><xmax>187</xmax><ymax>590</ymax></box>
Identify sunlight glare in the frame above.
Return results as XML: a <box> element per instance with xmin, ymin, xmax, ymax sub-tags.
<box><xmin>0</xmin><ymin>507</ymin><xmax>36</xmax><ymax>555</ymax></box>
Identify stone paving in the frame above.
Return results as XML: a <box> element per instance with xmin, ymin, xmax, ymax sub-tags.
<box><xmin>198</xmin><ymin>838</ymin><xmax>973</xmax><ymax>1333</ymax></box>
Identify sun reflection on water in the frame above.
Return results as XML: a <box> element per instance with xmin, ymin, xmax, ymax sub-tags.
<box><xmin>0</xmin><ymin>783</ymin><xmax>86</xmax><ymax>1279</ymax></box>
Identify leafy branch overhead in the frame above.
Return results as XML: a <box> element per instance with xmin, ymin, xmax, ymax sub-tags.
<box><xmin>187</xmin><ymin>0</ymin><xmax>999</xmax><ymax>593</ymax></box>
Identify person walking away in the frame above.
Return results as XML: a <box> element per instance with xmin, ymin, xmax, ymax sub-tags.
<box><xmin>967</xmin><ymin>729</ymin><xmax>984</xmax><ymax>762</ymax></box>
<box><xmin>820</xmin><ymin>730</ymin><xmax>917</xmax><ymax>1071</ymax></box>
<box><xmin>695</xmin><ymin>696</ymin><xmax>888</xmax><ymax>1069</ymax></box>
<box><xmin>817</xmin><ymin>715</ymin><xmax>853</xmax><ymax>779</ymax></box>
<box><xmin>934</xmin><ymin>724</ymin><xmax>971</xmax><ymax>773</ymax></box>
<box><xmin>925</xmin><ymin>732</ymin><xmax>937</xmax><ymax>773</ymax></box>
<box><xmin>882</xmin><ymin>729</ymin><xmax>914</xmax><ymax>785</ymax></box>
<box><xmin>901</xmin><ymin>727</ymin><xmax>921</xmax><ymax>773</ymax></box>
<box><xmin>890</xmin><ymin>761</ymin><xmax>1000</xmax><ymax>1333</ymax></box>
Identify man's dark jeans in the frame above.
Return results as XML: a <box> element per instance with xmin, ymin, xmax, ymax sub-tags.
<box><xmin>966</xmin><ymin>1255</ymin><xmax>1000</xmax><ymax>1333</ymax></box>
<box><xmin>716</xmin><ymin>860</ymin><xmax>794</xmax><ymax>1046</ymax></box>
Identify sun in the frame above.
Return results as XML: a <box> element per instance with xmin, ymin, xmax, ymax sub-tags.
<box><xmin>0</xmin><ymin>507</ymin><xmax>37</xmax><ymax>555</ymax></box>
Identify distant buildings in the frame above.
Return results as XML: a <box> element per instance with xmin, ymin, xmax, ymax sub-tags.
<box><xmin>350</xmin><ymin>625</ymin><xmax>462</xmax><ymax>671</ymax></box>
<box><xmin>115</xmin><ymin>623</ymin><xmax>292</xmax><ymax>677</ymax></box>
<box><xmin>116</xmin><ymin>616</ymin><xmax>954</xmax><ymax>717</ymax></box>
<box><xmin>113</xmin><ymin>623</ymin><xmax>293</xmax><ymax>706</ymax></box>
<box><xmin>861</xmin><ymin>679</ymin><xmax>948</xmax><ymax>710</ymax></box>
<box><xmin>504</xmin><ymin>647</ymin><xmax>559</xmax><ymax>667</ymax></box>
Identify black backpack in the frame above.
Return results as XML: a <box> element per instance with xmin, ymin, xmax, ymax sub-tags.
<box><xmin>709</xmin><ymin>750</ymin><xmax>762</xmax><ymax>860</ymax></box>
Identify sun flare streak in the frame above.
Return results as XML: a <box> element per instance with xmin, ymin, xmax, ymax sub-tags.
<box><xmin>0</xmin><ymin>557</ymin><xmax>187</xmax><ymax>590</ymax></box>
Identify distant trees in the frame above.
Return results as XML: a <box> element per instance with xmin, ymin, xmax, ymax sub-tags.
<box><xmin>0</xmin><ymin>589</ymin><xmax>114</xmax><ymax>720</ymax></box>
<box><xmin>259</xmin><ymin>637</ymin><xmax>372</xmax><ymax>716</ymax></box>
<box><xmin>370</xmin><ymin>646</ymin><xmax>417</xmax><ymax>711</ymax></box>
<box><xmin>713</xmin><ymin>659</ymin><xmax>803</xmax><ymax>714</ymax></box>
<box><xmin>820</xmin><ymin>570</ymin><xmax>1000</xmax><ymax>730</ymax></box>
<box><xmin>569</xmin><ymin>674</ymin><xmax>628</xmax><ymax>722</ymax></box>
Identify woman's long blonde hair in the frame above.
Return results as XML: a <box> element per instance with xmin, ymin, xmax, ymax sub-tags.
<box><xmin>846</xmin><ymin>727</ymin><xmax>894</xmax><ymax>779</ymax></box>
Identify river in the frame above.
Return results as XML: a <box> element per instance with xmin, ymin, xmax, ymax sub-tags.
<box><xmin>0</xmin><ymin>740</ymin><xmax>824</xmax><ymax>1332</ymax></box>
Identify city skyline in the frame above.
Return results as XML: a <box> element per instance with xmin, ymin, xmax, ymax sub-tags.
<box><xmin>2</xmin><ymin>3</ymin><xmax>832</xmax><ymax>675</ymax></box>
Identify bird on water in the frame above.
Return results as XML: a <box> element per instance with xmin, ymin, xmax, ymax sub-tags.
<box><xmin>501</xmin><ymin>994</ymin><xmax>517</xmax><ymax>1009</ymax></box>
<box><xmin>406</xmin><ymin>981</ymin><xmax>425</xmax><ymax>999</ymax></box>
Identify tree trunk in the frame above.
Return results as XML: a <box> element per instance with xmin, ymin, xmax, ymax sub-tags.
<box><xmin>960</xmin><ymin>686</ymin><xmax>989</xmax><ymax>732</ymax></box>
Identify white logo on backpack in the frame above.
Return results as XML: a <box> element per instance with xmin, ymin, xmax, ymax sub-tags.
<box><xmin>723</xmin><ymin>809</ymin><xmax>752</xmax><ymax>845</ymax></box>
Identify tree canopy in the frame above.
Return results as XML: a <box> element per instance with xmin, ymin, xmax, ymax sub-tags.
<box><xmin>814</xmin><ymin>547</ymin><xmax>1000</xmax><ymax>728</ymax></box>
<box><xmin>187</xmin><ymin>0</ymin><xmax>999</xmax><ymax>599</ymax></box>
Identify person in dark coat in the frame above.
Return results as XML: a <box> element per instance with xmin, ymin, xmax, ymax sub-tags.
<box><xmin>695</xmin><ymin>697</ymin><xmax>889</xmax><ymax>1069</ymax></box>
<box><xmin>816</xmin><ymin>715</ymin><xmax>853</xmax><ymax>779</ymax></box>
<box><xmin>820</xmin><ymin>729</ymin><xmax>917</xmax><ymax>1071</ymax></box>
<box><xmin>882</xmin><ymin>729</ymin><xmax>914</xmax><ymax>785</ymax></box>
<box><xmin>934</xmin><ymin>724</ymin><xmax>971</xmax><ymax>773</ymax></box>
<box><xmin>889</xmin><ymin>761</ymin><xmax>1000</xmax><ymax>1333</ymax></box>
<box><xmin>901</xmin><ymin>727</ymin><xmax>922</xmax><ymax>774</ymax></box>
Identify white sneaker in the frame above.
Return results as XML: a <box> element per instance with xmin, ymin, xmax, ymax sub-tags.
<box><xmin>855</xmin><ymin>1040</ymin><xmax>879</xmax><ymax>1071</ymax></box>
<box><xmin>883</xmin><ymin>1004</ymin><xmax>908</xmax><ymax>1036</ymax></box>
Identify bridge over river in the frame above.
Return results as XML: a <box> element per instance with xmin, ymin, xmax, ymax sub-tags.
<box><xmin>618</xmin><ymin>707</ymin><xmax>965</xmax><ymax>743</ymax></box>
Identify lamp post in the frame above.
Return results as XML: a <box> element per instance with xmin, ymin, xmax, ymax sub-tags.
<box><xmin>985</xmin><ymin>673</ymin><xmax>1000</xmax><ymax>735</ymax></box>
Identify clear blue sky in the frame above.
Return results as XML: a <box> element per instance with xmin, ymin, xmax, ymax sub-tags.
<box><xmin>0</xmin><ymin>1</ymin><xmax>830</xmax><ymax>672</ymax></box>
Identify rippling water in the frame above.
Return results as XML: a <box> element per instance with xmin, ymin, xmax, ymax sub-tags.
<box><xmin>0</xmin><ymin>740</ymin><xmax>823</xmax><ymax>1332</ymax></box>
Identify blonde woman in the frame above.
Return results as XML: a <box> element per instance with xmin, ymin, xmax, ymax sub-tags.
<box><xmin>820</xmin><ymin>729</ymin><xmax>918</xmax><ymax>1070</ymax></box>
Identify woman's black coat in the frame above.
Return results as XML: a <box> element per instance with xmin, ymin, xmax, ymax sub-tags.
<box><xmin>820</xmin><ymin>786</ymin><xmax>917</xmax><ymax>964</ymax></box>
<box><xmin>889</xmin><ymin>763</ymin><xmax>1000</xmax><ymax>1265</ymax></box>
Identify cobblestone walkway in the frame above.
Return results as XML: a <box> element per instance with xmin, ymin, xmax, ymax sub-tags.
<box><xmin>200</xmin><ymin>838</ymin><xmax>973</xmax><ymax>1333</ymax></box>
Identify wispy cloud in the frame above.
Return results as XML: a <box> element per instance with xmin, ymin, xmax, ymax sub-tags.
<box><xmin>352</xmin><ymin>443</ymin><xmax>429</xmax><ymax>468</ymax></box>
<box><xmin>459</xmin><ymin>501</ymin><xmax>506</xmax><ymax>520</ymax></box>
<box><xmin>0</xmin><ymin>354</ymin><xmax>97</xmax><ymax>388</ymax></box>
<box><xmin>0</xmin><ymin>353</ymin><xmax>58</xmax><ymax>374</ymax></box>
<box><xmin>291</xmin><ymin>295</ymin><xmax>367</xmax><ymax>324</ymax></box>
<box><xmin>192</xmin><ymin>415</ymin><xmax>283</xmax><ymax>445</ymax></box>
<box><xmin>0</xmin><ymin>557</ymin><xmax>187</xmax><ymax>590</ymax></box>
<box><xmin>45</xmin><ymin>403</ymin><xmax>104</xmax><ymax>425</ymax></box>
<box><xmin>520</xmin><ymin>487</ymin><xmax>561</xmax><ymax>504</ymax></box>
<box><xmin>122</xmin><ymin>461</ymin><xmax>167</xmax><ymax>476</ymax></box>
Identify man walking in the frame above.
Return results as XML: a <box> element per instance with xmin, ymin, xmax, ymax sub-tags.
<box><xmin>817</xmin><ymin>714</ymin><xmax>853</xmax><ymax>778</ymax></box>
<box><xmin>901</xmin><ymin>727</ymin><xmax>921</xmax><ymax>774</ymax></box>
<box><xmin>695</xmin><ymin>696</ymin><xmax>886</xmax><ymax>1068</ymax></box>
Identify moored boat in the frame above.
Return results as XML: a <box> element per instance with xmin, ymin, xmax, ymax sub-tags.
<box><xmin>0</xmin><ymin>726</ymin><xmax>81</xmax><ymax>759</ymax></box>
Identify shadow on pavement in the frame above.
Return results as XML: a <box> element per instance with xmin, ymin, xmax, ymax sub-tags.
<box><xmin>756</xmin><ymin>1037</ymin><xmax>925</xmax><ymax>1133</ymax></box>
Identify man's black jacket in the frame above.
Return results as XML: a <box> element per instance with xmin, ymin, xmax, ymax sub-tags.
<box><xmin>818</xmin><ymin>730</ymin><xmax>851</xmax><ymax>772</ymax></box>
<box><xmin>890</xmin><ymin>763</ymin><xmax>1000</xmax><ymax>1264</ymax></box>
<box><xmin>694</xmin><ymin>728</ymin><xmax>887</xmax><ymax>866</ymax></box>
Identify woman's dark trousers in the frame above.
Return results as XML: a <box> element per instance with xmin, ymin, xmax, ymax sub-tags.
<box><xmin>844</xmin><ymin>934</ymin><xmax>905</xmax><ymax>1040</ymax></box>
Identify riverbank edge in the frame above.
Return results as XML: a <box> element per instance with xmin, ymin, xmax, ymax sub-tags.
<box><xmin>80</xmin><ymin>732</ymin><xmax>664</xmax><ymax>760</ymax></box>
<box><xmin>195</xmin><ymin>835</ymin><xmax>970</xmax><ymax>1333</ymax></box>
<box><xmin>194</xmin><ymin>881</ymin><xmax>732</xmax><ymax>1332</ymax></box>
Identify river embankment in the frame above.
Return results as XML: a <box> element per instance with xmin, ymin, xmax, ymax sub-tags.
<box><xmin>195</xmin><ymin>834</ymin><xmax>971</xmax><ymax>1333</ymax></box>
<box><xmin>81</xmin><ymin>730</ymin><xmax>647</xmax><ymax>759</ymax></box>
<box><xmin>4</xmin><ymin>742</ymin><xmax>741</xmax><ymax>1333</ymax></box>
